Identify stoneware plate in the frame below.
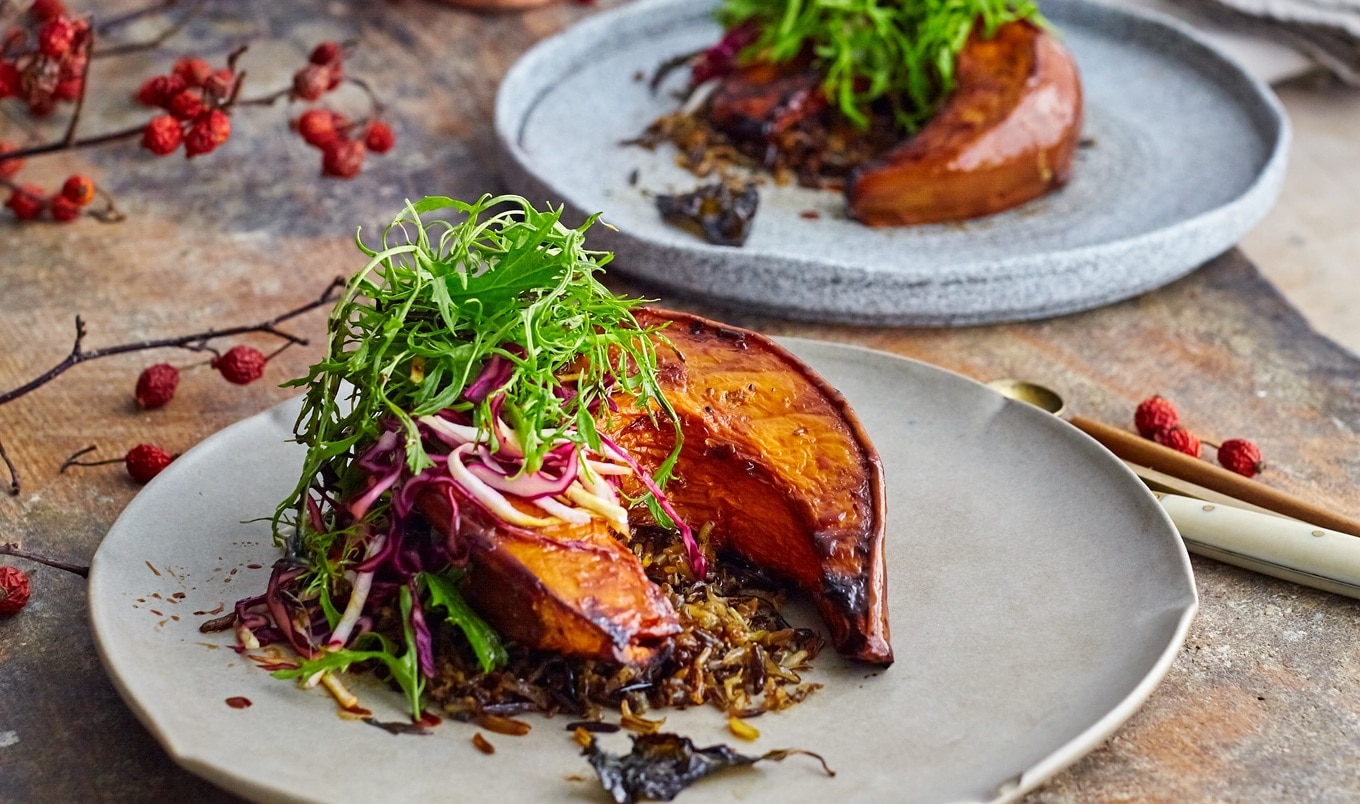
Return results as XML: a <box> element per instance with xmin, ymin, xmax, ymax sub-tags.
<box><xmin>90</xmin><ymin>341</ymin><xmax>1197</xmax><ymax>803</ymax></box>
<box><xmin>495</xmin><ymin>0</ymin><xmax>1289</xmax><ymax>325</ymax></box>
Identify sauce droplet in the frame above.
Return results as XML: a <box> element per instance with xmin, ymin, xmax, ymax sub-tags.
<box><xmin>226</xmin><ymin>696</ymin><xmax>252</xmax><ymax>709</ymax></box>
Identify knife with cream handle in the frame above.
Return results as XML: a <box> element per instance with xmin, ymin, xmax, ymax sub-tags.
<box><xmin>1155</xmin><ymin>492</ymin><xmax>1360</xmax><ymax>599</ymax></box>
<box><xmin>983</xmin><ymin>379</ymin><xmax>1360</xmax><ymax>596</ymax></box>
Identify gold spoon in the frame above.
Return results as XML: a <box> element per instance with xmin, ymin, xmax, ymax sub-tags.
<box><xmin>988</xmin><ymin>379</ymin><xmax>1360</xmax><ymax>599</ymax></box>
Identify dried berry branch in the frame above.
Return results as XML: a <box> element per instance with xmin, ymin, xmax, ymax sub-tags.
<box><xmin>0</xmin><ymin>276</ymin><xmax>344</xmax><ymax>495</ymax></box>
<box><xmin>1</xmin><ymin>3</ymin><xmax>398</xmax><ymax>220</ymax></box>
<box><xmin>0</xmin><ymin>541</ymin><xmax>89</xmax><ymax>577</ymax></box>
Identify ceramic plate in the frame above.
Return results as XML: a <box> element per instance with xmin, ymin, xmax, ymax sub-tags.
<box><xmin>495</xmin><ymin>0</ymin><xmax>1289</xmax><ymax>325</ymax></box>
<box><xmin>90</xmin><ymin>342</ymin><xmax>1197</xmax><ymax>803</ymax></box>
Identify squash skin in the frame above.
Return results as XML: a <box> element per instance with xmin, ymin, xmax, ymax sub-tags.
<box><xmin>845</xmin><ymin>21</ymin><xmax>1083</xmax><ymax>226</ymax></box>
<box><xmin>419</xmin><ymin>309</ymin><xmax>892</xmax><ymax>667</ymax></box>
<box><xmin>608</xmin><ymin>309</ymin><xmax>892</xmax><ymax>665</ymax></box>
<box><xmin>418</xmin><ymin>491</ymin><xmax>680</xmax><ymax>666</ymax></box>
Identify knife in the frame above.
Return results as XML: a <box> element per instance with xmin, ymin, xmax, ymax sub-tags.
<box><xmin>1127</xmin><ymin>461</ymin><xmax>1360</xmax><ymax>599</ymax></box>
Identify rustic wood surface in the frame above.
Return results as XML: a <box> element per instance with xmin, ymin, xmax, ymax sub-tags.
<box><xmin>2</xmin><ymin>1</ymin><xmax>1358</xmax><ymax>801</ymax></box>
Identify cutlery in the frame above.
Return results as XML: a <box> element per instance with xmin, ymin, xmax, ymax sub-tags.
<box><xmin>988</xmin><ymin>379</ymin><xmax>1360</xmax><ymax>598</ymax></box>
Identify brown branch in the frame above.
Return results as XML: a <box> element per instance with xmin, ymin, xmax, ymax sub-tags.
<box><xmin>0</xmin><ymin>277</ymin><xmax>344</xmax><ymax>496</ymax></box>
<box><xmin>61</xmin><ymin>21</ymin><xmax>97</xmax><ymax>147</ymax></box>
<box><xmin>58</xmin><ymin>445</ymin><xmax>100</xmax><ymax>472</ymax></box>
<box><xmin>96</xmin><ymin>0</ymin><xmax>183</xmax><ymax>33</ymax></box>
<box><xmin>0</xmin><ymin>542</ymin><xmax>89</xmax><ymax>578</ymax></box>
<box><xmin>0</xmin><ymin>122</ymin><xmax>151</xmax><ymax>164</ymax></box>
<box><xmin>234</xmin><ymin>86</ymin><xmax>288</xmax><ymax>108</ymax></box>
<box><xmin>345</xmin><ymin>76</ymin><xmax>385</xmax><ymax>117</ymax></box>
<box><xmin>93</xmin><ymin>0</ymin><xmax>204</xmax><ymax>58</ymax></box>
<box><xmin>0</xmin><ymin>276</ymin><xmax>344</xmax><ymax>407</ymax></box>
<box><xmin>0</xmin><ymin>440</ymin><xmax>18</xmax><ymax>496</ymax></box>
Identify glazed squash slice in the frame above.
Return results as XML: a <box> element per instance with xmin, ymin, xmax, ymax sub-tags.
<box><xmin>420</xmin><ymin>309</ymin><xmax>891</xmax><ymax>667</ymax></box>
<box><xmin>846</xmin><ymin>20</ymin><xmax>1084</xmax><ymax>226</ymax></box>
<box><xmin>607</xmin><ymin>309</ymin><xmax>892</xmax><ymax>665</ymax></box>
<box><xmin>418</xmin><ymin>491</ymin><xmax>681</xmax><ymax>666</ymax></box>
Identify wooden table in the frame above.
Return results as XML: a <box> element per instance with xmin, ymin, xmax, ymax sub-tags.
<box><xmin>2</xmin><ymin>1</ymin><xmax>1357</xmax><ymax>800</ymax></box>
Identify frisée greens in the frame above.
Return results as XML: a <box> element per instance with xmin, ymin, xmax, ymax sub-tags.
<box><xmin>234</xmin><ymin>196</ymin><xmax>701</xmax><ymax>716</ymax></box>
<box><xmin>710</xmin><ymin>0</ymin><xmax>1046</xmax><ymax>131</ymax></box>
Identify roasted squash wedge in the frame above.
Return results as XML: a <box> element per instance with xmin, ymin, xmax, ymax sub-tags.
<box><xmin>420</xmin><ymin>309</ymin><xmax>891</xmax><ymax>667</ymax></box>
<box><xmin>846</xmin><ymin>21</ymin><xmax>1083</xmax><ymax>226</ymax></box>
<box><xmin>606</xmin><ymin>309</ymin><xmax>892</xmax><ymax>666</ymax></box>
<box><xmin>419</xmin><ymin>491</ymin><xmax>681</xmax><ymax>666</ymax></box>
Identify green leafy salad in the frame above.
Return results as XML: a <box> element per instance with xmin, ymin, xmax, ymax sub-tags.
<box><xmin>698</xmin><ymin>0</ymin><xmax>1045</xmax><ymax>131</ymax></box>
<box><xmin>229</xmin><ymin>195</ymin><xmax>700</xmax><ymax>716</ymax></box>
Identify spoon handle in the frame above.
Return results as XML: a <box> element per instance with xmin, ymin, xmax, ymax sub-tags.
<box><xmin>1068</xmin><ymin>415</ymin><xmax>1360</xmax><ymax>538</ymax></box>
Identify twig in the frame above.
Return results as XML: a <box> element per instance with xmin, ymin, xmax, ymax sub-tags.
<box><xmin>0</xmin><ymin>441</ymin><xmax>18</xmax><ymax>496</ymax></box>
<box><xmin>97</xmin><ymin>0</ymin><xmax>181</xmax><ymax>32</ymax></box>
<box><xmin>0</xmin><ymin>542</ymin><xmax>89</xmax><ymax>578</ymax></box>
<box><xmin>0</xmin><ymin>122</ymin><xmax>153</xmax><ymax>164</ymax></box>
<box><xmin>61</xmin><ymin>22</ymin><xmax>96</xmax><ymax>147</ymax></box>
<box><xmin>0</xmin><ymin>276</ymin><xmax>343</xmax><ymax>407</ymax></box>
<box><xmin>0</xmin><ymin>277</ymin><xmax>344</xmax><ymax>495</ymax></box>
<box><xmin>93</xmin><ymin>0</ymin><xmax>204</xmax><ymax>58</ymax></box>
<box><xmin>58</xmin><ymin>445</ymin><xmax>100</xmax><ymax>473</ymax></box>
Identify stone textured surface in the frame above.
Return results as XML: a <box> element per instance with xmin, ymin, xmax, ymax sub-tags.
<box><xmin>497</xmin><ymin>0</ymin><xmax>1290</xmax><ymax>325</ymax></box>
<box><xmin>0</xmin><ymin>1</ymin><xmax>1357</xmax><ymax>801</ymax></box>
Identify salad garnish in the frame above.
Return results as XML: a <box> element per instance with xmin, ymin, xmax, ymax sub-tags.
<box><xmin>705</xmin><ymin>0</ymin><xmax>1045</xmax><ymax>131</ymax></box>
<box><xmin>236</xmin><ymin>195</ymin><xmax>703</xmax><ymax>716</ymax></box>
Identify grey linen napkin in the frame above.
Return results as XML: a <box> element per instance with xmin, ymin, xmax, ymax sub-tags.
<box><xmin>1170</xmin><ymin>0</ymin><xmax>1360</xmax><ymax>83</ymax></box>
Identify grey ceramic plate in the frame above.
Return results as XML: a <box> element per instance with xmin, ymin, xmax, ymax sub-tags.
<box><xmin>90</xmin><ymin>342</ymin><xmax>1197</xmax><ymax>803</ymax></box>
<box><xmin>495</xmin><ymin>0</ymin><xmax>1289</xmax><ymax>325</ymax></box>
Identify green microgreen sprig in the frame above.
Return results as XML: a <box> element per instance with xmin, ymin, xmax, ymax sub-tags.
<box><xmin>273</xmin><ymin>195</ymin><xmax>679</xmax><ymax>565</ymax></box>
<box><xmin>715</xmin><ymin>0</ymin><xmax>1044</xmax><ymax>131</ymax></box>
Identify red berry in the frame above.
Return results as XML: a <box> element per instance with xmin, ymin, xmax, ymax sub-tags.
<box><xmin>321</xmin><ymin>138</ymin><xmax>366</xmax><ymax>179</ymax></box>
<box><xmin>135</xmin><ymin>363</ymin><xmax>180</xmax><ymax>409</ymax></box>
<box><xmin>49</xmin><ymin>194</ymin><xmax>80</xmax><ymax>222</ymax></box>
<box><xmin>309</xmin><ymin>41</ymin><xmax>343</xmax><ymax>66</ymax></box>
<box><xmin>1217</xmin><ymin>439</ymin><xmax>1264</xmax><ymax>478</ymax></box>
<box><xmin>5</xmin><ymin>184</ymin><xmax>45</xmax><ymax>220</ymax></box>
<box><xmin>291</xmin><ymin>63</ymin><xmax>333</xmax><ymax>101</ymax></box>
<box><xmin>363</xmin><ymin>121</ymin><xmax>395</xmax><ymax>153</ymax></box>
<box><xmin>0</xmin><ymin>565</ymin><xmax>31</xmax><ymax>616</ymax></box>
<box><xmin>0</xmin><ymin>140</ymin><xmax>23</xmax><ymax>179</ymax></box>
<box><xmin>212</xmin><ymin>345</ymin><xmax>267</xmax><ymax>384</ymax></box>
<box><xmin>184</xmin><ymin>123</ymin><xmax>215</xmax><ymax>157</ymax></box>
<box><xmin>142</xmin><ymin>115</ymin><xmax>183</xmax><ymax>155</ymax></box>
<box><xmin>1134</xmin><ymin>395</ymin><xmax>1180</xmax><ymax>439</ymax></box>
<box><xmin>184</xmin><ymin>109</ymin><xmax>230</xmax><ymax>157</ymax></box>
<box><xmin>1155</xmin><ymin>427</ymin><xmax>1202</xmax><ymax>458</ymax></box>
<box><xmin>38</xmin><ymin>15</ymin><xmax>78</xmax><ymax>58</ymax></box>
<box><xmin>167</xmin><ymin>89</ymin><xmax>204</xmax><ymax>120</ymax></box>
<box><xmin>28</xmin><ymin>0</ymin><xmax>67</xmax><ymax>23</ymax></box>
<box><xmin>296</xmin><ymin>108</ymin><xmax>342</xmax><ymax>148</ymax></box>
<box><xmin>203</xmin><ymin>68</ymin><xmax>235</xmax><ymax>99</ymax></box>
<box><xmin>58</xmin><ymin>51</ymin><xmax>86</xmax><ymax>81</ymax></box>
<box><xmin>172</xmin><ymin>57</ymin><xmax>212</xmax><ymax>87</ymax></box>
<box><xmin>204</xmin><ymin>108</ymin><xmax>231</xmax><ymax>145</ymax></box>
<box><xmin>53</xmin><ymin>77</ymin><xmax>82</xmax><ymax>101</ymax></box>
<box><xmin>0</xmin><ymin>60</ymin><xmax>18</xmax><ymax>98</ymax></box>
<box><xmin>26</xmin><ymin>91</ymin><xmax>57</xmax><ymax>117</ymax></box>
<box><xmin>136</xmin><ymin>74</ymin><xmax>187</xmax><ymax>108</ymax></box>
<box><xmin>61</xmin><ymin>174</ymin><xmax>96</xmax><ymax>206</ymax></box>
<box><xmin>125</xmin><ymin>444</ymin><xmax>174</xmax><ymax>484</ymax></box>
